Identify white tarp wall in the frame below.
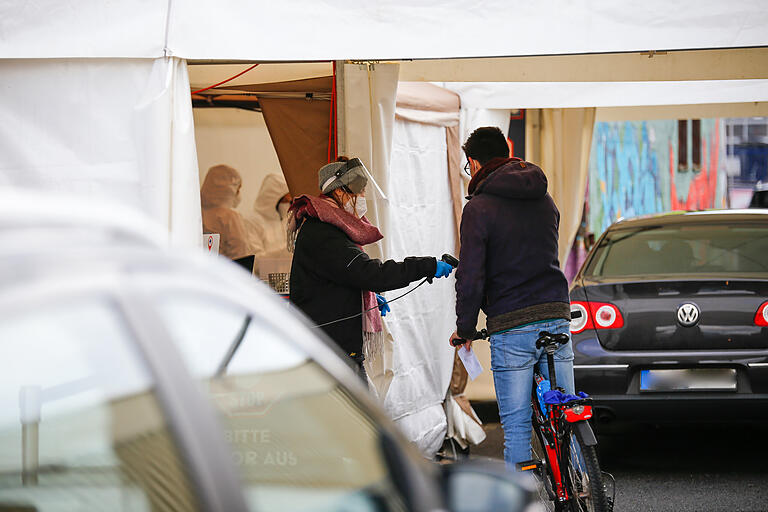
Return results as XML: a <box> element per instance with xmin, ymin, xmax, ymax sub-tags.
<box><xmin>341</xmin><ymin>64</ymin><xmax>461</xmax><ymax>455</ymax></box>
<box><xmin>341</xmin><ymin>63</ymin><xmax>400</xmax><ymax>261</ymax></box>
<box><xmin>0</xmin><ymin>57</ymin><xmax>201</xmax><ymax>247</ymax></box>
<box><xmin>379</xmin><ymin>118</ymin><xmax>458</xmax><ymax>455</ymax></box>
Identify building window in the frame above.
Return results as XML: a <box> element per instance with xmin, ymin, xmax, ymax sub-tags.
<box><xmin>678</xmin><ymin>119</ymin><xmax>702</xmax><ymax>172</ymax></box>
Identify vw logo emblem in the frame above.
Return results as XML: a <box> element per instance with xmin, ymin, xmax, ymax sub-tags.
<box><xmin>677</xmin><ymin>303</ymin><xmax>700</xmax><ymax>327</ymax></box>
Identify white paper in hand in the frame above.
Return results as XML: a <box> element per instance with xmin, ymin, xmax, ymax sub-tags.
<box><xmin>458</xmin><ymin>345</ymin><xmax>484</xmax><ymax>381</ymax></box>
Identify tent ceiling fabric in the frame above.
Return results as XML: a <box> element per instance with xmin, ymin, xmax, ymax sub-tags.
<box><xmin>3</xmin><ymin>1</ymin><xmax>767</xmax><ymax>59</ymax></box>
<box><xmin>170</xmin><ymin>1</ymin><xmax>768</xmax><ymax>61</ymax></box>
<box><xmin>187</xmin><ymin>63</ymin><xmax>332</xmax><ymax>90</ymax></box>
<box><xmin>445</xmin><ymin>79</ymin><xmax>768</xmax><ymax>109</ymax></box>
<box><xmin>220</xmin><ymin>76</ymin><xmax>333</xmax><ymax>94</ymax></box>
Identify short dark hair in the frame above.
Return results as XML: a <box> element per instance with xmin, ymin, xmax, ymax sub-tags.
<box><xmin>462</xmin><ymin>126</ymin><xmax>509</xmax><ymax>166</ymax></box>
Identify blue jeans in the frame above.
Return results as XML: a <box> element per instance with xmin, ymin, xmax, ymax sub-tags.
<box><xmin>490</xmin><ymin>318</ymin><xmax>575</xmax><ymax>470</ymax></box>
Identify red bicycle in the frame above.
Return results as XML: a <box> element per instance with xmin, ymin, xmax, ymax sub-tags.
<box><xmin>525</xmin><ymin>330</ymin><xmax>613</xmax><ymax>512</ymax></box>
<box><xmin>455</xmin><ymin>322</ymin><xmax>614</xmax><ymax>511</ymax></box>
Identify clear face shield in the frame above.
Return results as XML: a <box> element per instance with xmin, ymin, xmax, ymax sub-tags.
<box><xmin>320</xmin><ymin>158</ymin><xmax>388</xmax><ymax>200</ymax></box>
<box><xmin>321</xmin><ymin>158</ymin><xmax>368</xmax><ymax>194</ymax></box>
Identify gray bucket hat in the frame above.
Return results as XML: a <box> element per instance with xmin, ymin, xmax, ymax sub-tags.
<box><xmin>318</xmin><ymin>158</ymin><xmax>369</xmax><ymax>194</ymax></box>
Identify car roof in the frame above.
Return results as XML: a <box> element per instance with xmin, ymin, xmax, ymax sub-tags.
<box><xmin>608</xmin><ymin>209</ymin><xmax>768</xmax><ymax>230</ymax></box>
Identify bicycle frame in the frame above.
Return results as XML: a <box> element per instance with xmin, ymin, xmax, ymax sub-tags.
<box><xmin>531</xmin><ymin>364</ymin><xmax>595</xmax><ymax>508</ymax></box>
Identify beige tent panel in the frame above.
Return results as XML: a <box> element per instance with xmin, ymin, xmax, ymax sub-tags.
<box><xmin>188</xmin><ymin>62</ymin><xmax>332</xmax><ymax>91</ymax></box>
<box><xmin>597</xmin><ymin>101</ymin><xmax>768</xmax><ymax>121</ymax></box>
<box><xmin>221</xmin><ymin>76</ymin><xmax>333</xmax><ymax>95</ymax></box>
<box><xmin>259</xmin><ymin>96</ymin><xmax>330</xmax><ymax>197</ymax></box>
<box><xmin>396</xmin><ymin>82</ymin><xmax>460</xmax><ymax>113</ymax></box>
<box><xmin>399</xmin><ymin>47</ymin><xmax>768</xmax><ymax>82</ymax></box>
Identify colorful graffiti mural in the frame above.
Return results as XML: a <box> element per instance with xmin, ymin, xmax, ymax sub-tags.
<box><xmin>588</xmin><ymin>119</ymin><xmax>727</xmax><ymax>236</ymax></box>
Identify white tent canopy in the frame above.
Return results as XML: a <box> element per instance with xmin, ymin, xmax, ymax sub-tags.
<box><xmin>3</xmin><ymin>0</ymin><xmax>767</xmax><ymax>60</ymax></box>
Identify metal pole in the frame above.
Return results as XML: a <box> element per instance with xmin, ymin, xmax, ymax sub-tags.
<box><xmin>335</xmin><ymin>61</ymin><xmax>346</xmax><ymax>158</ymax></box>
<box><xmin>19</xmin><ymin>386</ymin><xmax>41</xmax><ymax>486</ymax></box>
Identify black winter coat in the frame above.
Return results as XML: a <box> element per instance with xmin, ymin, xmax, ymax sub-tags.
<box><xmin>290</xmin><ymin>218</ymin><xmax>437</xmax><ymax>355</ymax></box>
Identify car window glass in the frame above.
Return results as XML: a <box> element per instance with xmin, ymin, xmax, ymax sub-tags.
<box><xmin>156</xmin><ymin>294</ymin><xmax>408</xmax><ymax>512</ymax></box>
<box><xmin>158</xmin><ymin>297</ymin><xmax>306</xmax><ymax>377</ymax></box>
<box><xmin>0</xmin><ymin>298</ymin><xmax>198</xmax><ymax>512</ymax></box>
<box><xmin>586</xmin><ymin>224</ymin><xmax>768</xmax><ymax>277</ymax></box>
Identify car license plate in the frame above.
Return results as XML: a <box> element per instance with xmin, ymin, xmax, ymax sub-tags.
<box><xmin>640</xmin><ymin>368</ymin><xmax>737</xmax><ymax>392</ymax></box>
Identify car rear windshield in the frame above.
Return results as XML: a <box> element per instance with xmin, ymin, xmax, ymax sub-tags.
<box><xmin>584</xmin><ymin>222</ymin><xmax>768</xmax><ymax>278</ymax></box>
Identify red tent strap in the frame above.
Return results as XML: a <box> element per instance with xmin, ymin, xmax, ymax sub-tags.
<box><xmin>327</xmin><ymin>62</ymin><xmax>337</xmax><ymax>162</ymax></box>
<box><xmin>190</xmin><ymin>64</ymin><xmax>260</xmax><ymax>96</ymax></box>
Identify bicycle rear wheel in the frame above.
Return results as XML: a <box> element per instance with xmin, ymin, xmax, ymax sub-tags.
<box><xmin>566</xmin><ymin>428</ymin><xmax>609</xmax><ymax>512</ymax></box>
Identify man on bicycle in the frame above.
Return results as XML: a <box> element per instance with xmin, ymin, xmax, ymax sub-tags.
<box><xmin>449</xmin><ymin>126</ymin><xmax>575</xmax><ymax>470</ymax></box>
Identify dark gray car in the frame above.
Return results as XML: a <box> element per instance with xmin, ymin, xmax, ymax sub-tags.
<box><xmin>569</xmin><ymin>210</ymin><xmax>768</xmax><ymax>422</ymax></box>
<box><xmin>0</xmin><ymin>192</ymin><xmax>536</xmax><ymax>512</ymax></box>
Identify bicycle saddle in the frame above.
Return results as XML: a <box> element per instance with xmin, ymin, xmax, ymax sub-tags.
<box><xmin>536</xmin><ymin>331</ymin><xmax>570</xmax><ymax>349</ymax></box>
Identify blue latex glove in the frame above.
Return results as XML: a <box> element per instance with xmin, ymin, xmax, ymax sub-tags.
<box><xmin>376</xmin><ymin>293</ymin><xmax>390</xmax><ymax>316</ymax></box>
<box><xmin>434</xmin><ymin>261</ymin><xmax>454</xmax><ymax>279</ymax></box>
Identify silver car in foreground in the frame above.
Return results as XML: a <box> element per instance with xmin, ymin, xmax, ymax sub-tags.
<box><xmin>0</xmin><ymin>191</ymin><xmax>535</xmax><ymax>512</ymax></box>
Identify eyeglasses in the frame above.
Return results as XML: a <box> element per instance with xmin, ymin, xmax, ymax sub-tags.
<box><xmin>463</xmin><ymin>160</ymin><xmax>471</xmax><ymax>177</ymax></box>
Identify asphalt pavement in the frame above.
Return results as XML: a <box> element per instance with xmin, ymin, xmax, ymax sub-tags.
<box><xmin>471</xmin><ymin>418</ymin><xmax>768</xmax><ymax>511</ymax></box>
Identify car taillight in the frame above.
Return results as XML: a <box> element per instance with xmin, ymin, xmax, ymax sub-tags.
<box><xmin>755</xmin><ymin>301</ymin><xmax>768</xmax><ymax>327</ymax></box>
<box><xmin>570</xmin><ymin>302</ymin><xmax>590</xmax><ymax>333</ymax></box>
<box><xmin>570</xmin><ymin>300</ymin><xmax>624</xmax><ymax>333</ymax></box>
<box><xmin>592</xmin><ymin>302</ymin><xmax>624</xmax><ymax>328</ymax></box>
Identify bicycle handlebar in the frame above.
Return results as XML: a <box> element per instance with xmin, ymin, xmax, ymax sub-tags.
<box><xmin>451</xmin><ymin>328</ymin><xmax>488</xmax><ymax>347</ymax></box>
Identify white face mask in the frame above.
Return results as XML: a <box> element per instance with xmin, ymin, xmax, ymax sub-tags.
<box><xmin>344</xmin><ymin>196</ymin><xmax>367</xmax><ymax>218</ymax></box>
<box><xmin>277</xmin><ymin>202</ymin><xmax>290</xmax><ymax>220</ymax></box>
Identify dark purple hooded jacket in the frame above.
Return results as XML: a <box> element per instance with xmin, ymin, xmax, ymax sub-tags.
<box><xmin>455</xmin><ymin>159</ymin><xmax>570</xmax><ymax>339</ymax></box>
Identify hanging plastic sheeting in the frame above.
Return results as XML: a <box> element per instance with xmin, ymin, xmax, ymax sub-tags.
<box><xmin>342</xmin><ymin>65</ymin><xmax>457</xmax><ymax>457</ymax></box>
<box><xmin>340</xmin><ymin>62</ymin><xmax>399</xmax><ymax>262</ymax></box>
<box><xmin>0</xmin><ymin>57</ymin><xmax>201</xmax><ymax>248</ymax></box>
<box><xmin>537</xmin><ymin>108</ymin><xmax>597</xmax><ymax>267</ymax></box>
<box><xmin>376</xmin><ymin>119</ymin><xmax>459</xmax><ymax>457</ymax></box>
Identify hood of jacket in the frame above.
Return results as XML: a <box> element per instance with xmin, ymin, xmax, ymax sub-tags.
<box><xmin>201</xmin><ymin>164</ymin><xmax>242</xmax><ymax>209</ymax></box>
<box><xmin>254</xmin><ymin>173</ymin><xmax>290</xmax><ymax>220</ymax></box>
<box><xmin>473</xmin><ymin>158</ymin><xmax>548</xmax><ymax>200</ymax></box>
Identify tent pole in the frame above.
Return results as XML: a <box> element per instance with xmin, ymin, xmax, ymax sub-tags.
<box><xmin>335</xmin><ymin>61</ymin><xmax>346</xmax><ymax>157</ymax></box>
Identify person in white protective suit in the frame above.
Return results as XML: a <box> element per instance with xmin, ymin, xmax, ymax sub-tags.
<box><xmin>245</xmin><ymin>173</ymin><xmax>292</xmax><ymax>258</ymax></box>
<box><xmin>200</xmin><ymin>164</ymin><xmax>250</xmax><ymax>260</ymax></box>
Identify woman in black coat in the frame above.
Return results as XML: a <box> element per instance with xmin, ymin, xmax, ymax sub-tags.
<box><xmin>288</xmin><ymin>157</ymin><xmax>453</xmax><ymax>378</ymax></box>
